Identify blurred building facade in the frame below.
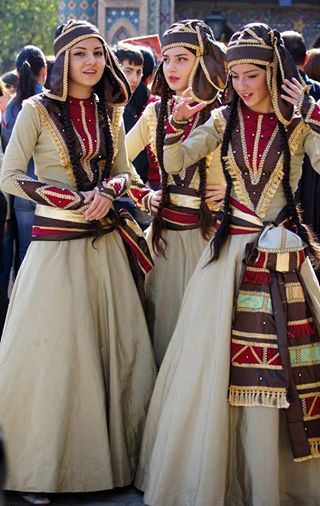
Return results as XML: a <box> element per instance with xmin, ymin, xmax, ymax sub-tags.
<box><xmin>59</xmin><ymin>0</ymin><xmax>320</xmax><ymax>48</ymax></box>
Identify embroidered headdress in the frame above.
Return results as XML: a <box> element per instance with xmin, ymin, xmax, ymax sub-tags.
<box><xmin>152</xmin><ymin>19</ymin><xmax>227</xmax><ymax>104</ymax></box>
<box><xmin>226</xmin><ymin>23</ymin><xmax>300</xmax><ymax>125</ymax></box>
<box><xmin>45</xmin><ymin>19</ymin><xmax>131</xmax><ymax>105</ymax></box>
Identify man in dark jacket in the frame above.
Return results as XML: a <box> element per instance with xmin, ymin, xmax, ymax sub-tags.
<box><xmin>282</xmin><ymin>30</ymin><xmax>320</xmax><ymax>279</ymax></box>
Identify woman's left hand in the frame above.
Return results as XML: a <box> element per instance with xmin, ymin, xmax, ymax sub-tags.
<box><xmin>205</xmin><ymin>184</ymin><xmax>226</xmax><ymax>209</ymax></box>
<box><xmin>84</xmin><ymin>191</ymin><xmax>113</xmax><ymax>221</ymax></box>
<box><xmin>281</xmin><ymin>77</ymin><xmax>305</xmax><ymax>107</ymax></box>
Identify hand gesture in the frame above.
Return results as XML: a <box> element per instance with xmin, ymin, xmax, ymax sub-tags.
<box><xmin>281</xmin><ymin>77</ymin><xmax>307</xmax><ymax>108</ymax></box>
<box><xmin>173</xmin><ymin>87</ymin><xmax>206</xmax><ymax>122</ymax></box>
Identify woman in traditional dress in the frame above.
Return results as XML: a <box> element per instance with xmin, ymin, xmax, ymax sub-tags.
<box><xmin>0</xmin><ymin>20</ymin><xmax>156</xmax><ymax>504</ymax></box>
<box><xmin>127</xmin><ymin>19</ymin><xmax>227</xmax><ymax>365</ymax></box>
<box><xmin>136</xmin><ymin>23</ymin><xmax>320</xmax><ymax>506</ymax></box>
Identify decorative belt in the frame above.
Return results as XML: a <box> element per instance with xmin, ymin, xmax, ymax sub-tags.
<box><xmin>162</xmin><ymin>207</ymin><xmax>200</xmax><ymax>230</ymax></box>
<box><xmin>32</xmin><ymin>205</ymin><xmax>153</xmax><ymax>274</ymax></box>
<box><xmin>216</xmin><ymin>197</ymin><xmax>263</xmax><ymax>235</ymax></box>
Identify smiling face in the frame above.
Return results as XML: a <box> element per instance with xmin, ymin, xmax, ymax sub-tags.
<box><xmin>162</xmin><ymin>46</ymin><xmax>196</xmax><ymax>95</ymax></box>
<box><xmin>68</xmin><ymin>37</ymin><xmax>106</xmax><ymax>98</ymax></box>
<box><xmin>230</xmin><ymin>63</ymin><xmax>273</xmax><ymax>113</ymax></box>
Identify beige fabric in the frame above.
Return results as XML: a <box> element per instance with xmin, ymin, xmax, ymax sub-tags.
<box><xmin>0</xmin><ymin>100</ymin><xmax>156</xmax><ymax>493</ymax></box>
<box><xmin>145</xmin><ymin>227</ymin><xmax>209</xmax><ymax>366</ymax></box>
<box><xmin>126</xmin><ymin>102</ymin><xmax>224</xmax><ymax>366</ymax></box>
<box><xmin>136</xmin><ymin>112</ymin><xmax>320</xmax><ymax>505</ymax></box>
<box><xmin>163</xmin><ymin>108</ymin><xmax>320</xmax><ymax>178</ymax></box>
<box><xmin>136</xmin><ymin>232</ymin><xmax>320</xmax><ymax>506</ymax></box>
<box><xmin>1</xmin><ymin>100</ymin><xmax>130</xmax><ymax>196</ymax></box>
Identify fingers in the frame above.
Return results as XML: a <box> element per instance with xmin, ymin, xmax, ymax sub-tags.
<box><xmin>188</xmin><ymin>102</ymin><xmax>207</xmax><ymax>114</ymax></box>
<box><xmin>84</xmin><ymin>193</ymin><xmax>112</xmax><ymax>221</ymax></box>
<box><xmin>150</xmin><ymin>192</ymin><xmax>161</xmax><ymax>213</ymax></box>
<box><xmin>281</xmin><ymin>78</ymin><xmax>304</xmax><ymax>106</ymax></box>
<box><xmin>83</xmin><ymin>190</ymin><xmax>96</xmax><ymax>204</ymax></box>
<box><xmin>205</xmin><ymin>184</ymin><xmax>226</xmax><ymax>202</ymax></box>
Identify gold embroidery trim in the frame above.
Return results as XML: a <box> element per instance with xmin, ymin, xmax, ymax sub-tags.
<box><xmin>31</xmin><ymin>97</ymin><xmax>76</xmax><ymax>187</ymax></box>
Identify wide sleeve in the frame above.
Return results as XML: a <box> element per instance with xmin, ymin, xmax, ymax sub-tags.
<box><xmin>95</xmin><ymin>120</ymin><xmax>131</xmax><ymax>201</ymax></box>
<box><xmin>163</xmin><ymin>108</ymin><xmax>224</xmax><ymax>175</ymax></box>
<box><xmin>126</xmin><ymin>107</ymin><xmax>150</xmax><ymax>162</ymax></box>
<box><xmin>0</xmin><ymin>102</ymin><xmax>87</xmax><ymax>210</ymax></box>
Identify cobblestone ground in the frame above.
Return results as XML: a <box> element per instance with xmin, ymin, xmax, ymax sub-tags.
<box><xmin>4</xmin><ymin>486</ymin><xmax>145</xmax><ymax>505</ymax></box>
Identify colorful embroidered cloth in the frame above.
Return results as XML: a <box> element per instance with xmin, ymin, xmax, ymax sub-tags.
<box><xmin>227</xmin><ymin>199</ymin><xmax>320</xmax><ymax>462</ymax></box>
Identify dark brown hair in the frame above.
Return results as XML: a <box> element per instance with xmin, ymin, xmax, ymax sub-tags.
<box><xmin>209</xmin><ymin>92</ymin><xmax>320</xmax><ymax>266</ymax></box>
<box><xmin>305</xmin><ymin>48</ymin><xmax>320</xmax><ymax>83</ymax></box>
<box><xmin>152</xmin><ymin>78</ymin><xmax>214</xmax><ymax>256</ymax></box>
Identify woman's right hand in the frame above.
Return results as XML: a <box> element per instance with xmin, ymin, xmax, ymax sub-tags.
<box><xmin>150</xmin><ymin>190</ymin><xmax>162</xmax><ymax>214</ymax></box>
<box><xmin>173</xmin><ymin>87</ymin><xmax>206</xmax><ymax>122</ymax></box>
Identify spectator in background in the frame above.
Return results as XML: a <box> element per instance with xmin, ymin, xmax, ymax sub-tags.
<box><xmin>112</xmin><ymin>43</ymin><xmax>145</xmax><ymax>130</ymax></box>
<box><xmin>0</xmin><ymin>72</ymin><xmax>18</xmax><ymax>150</ymax></box>
<box><xmin>0</xmin><ymin>79</ymin><xmax>9</xmax><ymax>336</ymax></box>
<box><xmin>0</xmin><ymin>72</ymin><xmax>17</xmax><ymax>333</ymax></box>
<box><xmin>2</xmin><ymin>45</ymin><xmax>47</xmax><ymax>270</ymax></box>
<box><xmin>305</xmin><ymin>48</ymin><xmax>320</xmax><ymax>83</ymax></box>
<box><xmin>312</xmin><ymin>34</ymin><xmax>320</xmax><ymax>48</ymax></box>
<box><xmin>112</xmin><ymin>43</ymin><xmax>150</xmax><ymax>224</ymax></box>
<box><xmin>137</xmin><ymin>46</ymin><xmax>161</xmax><ymax>190</ymax></box>
<box><xmin>282</xmin><ymin>30</ymin><xmax>320</xmax><ymax>280</ymax></box>
<box><xmin>44</xmin><ymin>55</ymin><xmax>55</xmax><ymax>89</ymax></box>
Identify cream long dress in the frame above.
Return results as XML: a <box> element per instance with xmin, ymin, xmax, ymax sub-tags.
<box><xmin>0</xmin><ymin>97</ymin><xmax>156</xmax><ymax>493</ymax></box>
<box><xmin>135</xmin><ymin>106</ymin><xmax>320</xmax><ymax>506</ymax></box>
<box><xmin>126</xmin><ymin>101</ymin><xmax>225</xmax><ymax>366</ymax></box>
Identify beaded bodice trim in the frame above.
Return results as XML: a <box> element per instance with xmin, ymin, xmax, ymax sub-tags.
<box><xmin>150</xmin><ymin>99</ymin><xmax>209</xmax><ymax>198</ymax></box>
<box><xmin>29</xmin><ymin>94</ymin><xmax>117</xmax><ymax>191</ymax></box>
<box><xmin>220</xmin><ymin>104</ymin><xmax>307</xmax><ymax>219</ymax></box>
<box><xmin>68</xmin><ymin>97</ymin><xmax>100</xmax><ymax>182</ymax></box>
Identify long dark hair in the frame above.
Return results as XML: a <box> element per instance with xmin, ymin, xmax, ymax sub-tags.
<box><xmin>15</xmin><ymin>45</ymin><xmax>46</xmax><ymax>106</ymax></box>
<box><xmin>58</xmin><ymin>87</ymin><xmax>114</xmax><ymax>191</ymax></box>
<box><xmin>53</xmin><ymin>22</ymin><xmax>115</xmax><ymax>192</ymax></box>
<box><xmin>209</xmin><ymin>92</ymin><xmax>320</xmax><ymax>266</ymax></box>
<box><xmin>152</xmin><ymin>79</ymin><xmax>214</xmax><ymax>256</ymax></box>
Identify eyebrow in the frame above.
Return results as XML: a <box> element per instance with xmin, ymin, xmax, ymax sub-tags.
<box><xmin>72</xmin><ymin>46</ymin><xmax>103</xmax><ymax>50</ymax></box>
<box><xmin>163</xmin><ymin>53</ymin><xmax>190</xmax><ymax>57</ymax></box>
<box><xmin>124</xmin><ymin>65</ymin><xmax>141</xmax><ymax>70</ymax></box>
<box><xmin>230</xmin><ymin>70</ymin><xmax>259</xmax><ymax>75</ymax></box>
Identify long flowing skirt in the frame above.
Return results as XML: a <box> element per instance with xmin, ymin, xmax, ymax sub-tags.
<box><xmin>136</xmin><ymin>233</ymin><xmax>320</xmax><ymax>506</ymax></box>
<box><xmin>0</xmin><ymin>231</ymin><xmax>156</xmax><ymax>493</ymax></box>
<box><xmin>145</xmin><ymin>228</ymin><xmax>208</xmax><ymax>366</ymax></box>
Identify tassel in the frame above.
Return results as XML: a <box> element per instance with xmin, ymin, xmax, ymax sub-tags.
<box><xmin>309</xmin><ymin>439</ymin><xmax>320</xmax><ymax>458</ymax></box>
<box><xmin>229</xmin><ymin>387</ymin><xmax>289</xmax><ymax>408</ymax></box>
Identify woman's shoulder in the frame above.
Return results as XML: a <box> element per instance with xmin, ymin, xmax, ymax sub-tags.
<box><xmin>207</xmin><ymin>104</ymin><xmax>229</xmax><ymax>133</ymax></box>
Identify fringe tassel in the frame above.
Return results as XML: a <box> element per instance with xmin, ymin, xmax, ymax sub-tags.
<box><xmin>309</xmin><ymin>439</ymin><xmax>320</xmax><ymax>459</ymax></box>
<box><xmin>242</xmin><ymin>269</ymin><xmax>272</xmax><ymax>285</ymax></box>
<box><xmin>287</xmin><ymin>322</ymin><xmax>316</xmax><ymax>338</ymax></box>
<box><xmin>229</xmin><ymin>387</ymin><xmax>289</xmax><ymax>408</ymax></box>
<box><xmin>294</xmin><ymin>440</ymin><xmax>320</xmax><ymax>462</ymax></box>
<box><xmin>294</xmin><ymin>455</ymin><xmax>313</xmax><ymax>463</ymax></box>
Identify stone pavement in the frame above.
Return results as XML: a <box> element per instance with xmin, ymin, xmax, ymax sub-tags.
<box><xmin>4</xmin><ymin>487</ymin><xmax>145</xmax><ymax>506</ymax></box>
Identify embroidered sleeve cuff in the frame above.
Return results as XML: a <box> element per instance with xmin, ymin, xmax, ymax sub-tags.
<box><xmin>127</xmin><ymin>185</ymin><xmax>152</xmax><ymax>212</ymax></box>
<box><xmin>164</xmin><ymin>115</ymin><xmax>188</xmax><ymax>147</ymax></box>
<box><xmin>12</xmin><ymin>176</ymin><xmax>86</xmax><ymax>210</ymax></box>
<box><xmin>96</xmin><ymin>174</ymin><xmax>129</xmax><ymax>201</ymax></box>
<box><xmin>141</xmin><ymin>192</ymin><xmax>154</xmax><ymax>214</ymax></box>
<box><xmin>300</xmin><ymin>94</ymin><xmax>320</xmax><ymax>134</ymax></box>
